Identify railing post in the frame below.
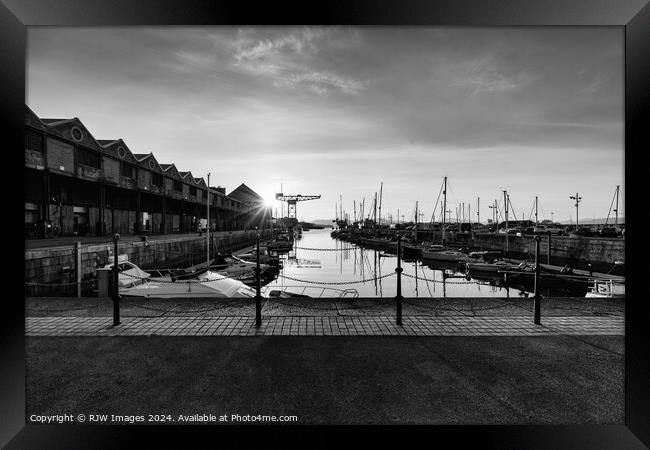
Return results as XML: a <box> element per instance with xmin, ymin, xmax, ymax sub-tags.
<box><xmin>112</xmin><ymin>233</ymin><xmax>121</xmax><ymax>326</ymax></box>
<box><xmin>534</xmin><ymin>235</ymin><xmax>541</xmax><ymax>325</ymax></box>
<box><xmin>395</xmin><ymin>234</ymin><xmax>403</xmax><ymax>325</ymax></box>
<box><xmin>546</xmin><ymin>231</ymin><xmax>551</xmax><ymax>265</ymax></box>
<box><xmin>74</xmin><ymin>241</ymin><xmax>82</xmax><ymax>297</ymax></box>
<box><xmin>255</xmin><ymin>228</ymin><xmax>262</xmax><ymax>327</ymax></box>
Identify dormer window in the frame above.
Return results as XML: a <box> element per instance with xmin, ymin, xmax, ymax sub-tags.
<box><xmin>121</xmin><ymin>161</ymin><xmax>136</xmax><ymax>180</ymax></box>
<box><xmin>152</xmin><ymin>173</ymin><xmax>163</xmax><ymax>188</ymax></box>
<box><xmin>78</xmin><ymin>147</ymin><xmax>100</xmax><ymax>169</ymax></box>
<box><xmin>25</xmin><ymin>129</ymin><xmax>43</xmax><ymax>153</ymax></box>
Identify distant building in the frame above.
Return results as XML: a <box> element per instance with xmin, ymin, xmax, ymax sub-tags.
<box><xmin>24</xmin><ymin>105</ymin><xmax>268</xmax><ymax>238</ymax></box>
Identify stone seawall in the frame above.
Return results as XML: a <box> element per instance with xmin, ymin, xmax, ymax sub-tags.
<box><xmin>25</xmin><ymin>230</ymin><xmax>272</xmax><ymax>291</ymax></box>
<box><xmin>431</xmin><ymin>232</ymin><xmax>625</xmax><ymax>272</ymax></box>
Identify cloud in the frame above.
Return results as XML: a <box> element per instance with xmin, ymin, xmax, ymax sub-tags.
<box><xmin>583</xmin><ymin>72</ymin><xmax>610</xmax><ymax>93</ymax></box>
<box><xmin>231</xmin><ymin>28</ymin><xmax>367</xmax><ymax>95</ymax></box>
<box><xmin>453</xmin><ymin>56</ymin><xmax>535</xmax><ymax>95</ymax></box>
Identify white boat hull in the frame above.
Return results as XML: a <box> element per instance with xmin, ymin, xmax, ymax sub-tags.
<box><xmin>119</xmin><ymin>270</ymin><xmax>258</xmax><ymax>298</ymax></box>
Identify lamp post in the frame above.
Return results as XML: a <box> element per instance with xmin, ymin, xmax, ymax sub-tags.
<box><xmin>206</xmin><ymin>172</ymin><xmax>210</xmax><ymax>268</ymax></box>
<box><xmin>569</xmin><ymin>193</ymin><xmax>582</xmax><ymax>227</ymax></box>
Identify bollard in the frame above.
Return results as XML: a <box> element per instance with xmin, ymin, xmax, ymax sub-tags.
<box><xmin>255</xmin><ymin>229</ymin><xmax>262</xmax><ymax>327</ymax></box>
<box><xmin>395</xmin><ymin>234</ymin><xmax>403</xmax><ymax>326</ymax></box>
<box><xmin>546</xmin><ymin>231</ymin><xmax>551</xmax><ymax>265</ymax></box>
<box><xmin>112</xmin><ymin>233</ymin><xmax>121</xmax><ymax>326</ymax></box>
<box><xmin>533</xmin><ymin>235</ymin><xmax>541</xmax><ymax>325</ymax></box>
<box><xmin>74</xmin><ymin>241</ymin><xmax>82</xmax><ymax>297</ymax></box>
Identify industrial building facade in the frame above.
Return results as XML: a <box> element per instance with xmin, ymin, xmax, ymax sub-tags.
<box><xmin>24</xmin><ymin>105</ymin><xmax>270</xmax><ymax>239</ymax></box>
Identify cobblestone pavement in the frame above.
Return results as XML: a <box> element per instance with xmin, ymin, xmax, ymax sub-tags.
<box><xmin>26</xmin><ymin>315</ymin><xmax>623</xmax><ymax>336</ymax></box>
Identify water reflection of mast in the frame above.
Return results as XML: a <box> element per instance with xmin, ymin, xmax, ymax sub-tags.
<box><xmin>378</xmin><ymin>252</ymin><xmax>383</xmax><ymax>297</ymax></box>
<box><xmin>415</xmin><ymin>261</ymin><xmax>419</xmax><ymax>297</ymax></box>
<box><xmin>442</xmin><ymin>271</ymin><xmax>447</xmax><ymax>298</ymax></box>
<box><xmin>374</xmin><ymin>249</ymin><xmax>378</xmax><ymax>295</ymax></box>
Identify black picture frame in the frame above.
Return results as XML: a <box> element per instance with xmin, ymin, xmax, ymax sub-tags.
<box><xmin>2</xmin><ymin>0</ymin><xmax>648</xmax><ymax>448</ymax></box>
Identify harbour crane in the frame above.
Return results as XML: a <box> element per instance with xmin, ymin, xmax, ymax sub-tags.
<box><xmin>275</xmin><ymin>192</ymin><xmax>321</xmax><ymax>219</ymax></box>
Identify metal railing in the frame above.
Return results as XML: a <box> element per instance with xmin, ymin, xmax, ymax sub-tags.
<box><xmin>27</xmin><ymin>232</ymin><xmax>599</xmax><ymax>329</ymax></box>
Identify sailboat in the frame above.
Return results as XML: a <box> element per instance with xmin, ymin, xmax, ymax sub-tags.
<box><xmin>421</xmin><ymin>176</ymin><xmax>469</xmax><ymax>262</ymax></box>
<box><xmin>402</xmin><ymin>201</ymin><xmax>424</xmax><ymax>258</ymax></box>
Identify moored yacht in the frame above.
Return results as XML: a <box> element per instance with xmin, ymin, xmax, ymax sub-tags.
<box><xmin>421</xmin><ymin>244</ymin><xmax>469</xmax><ymax>262</ymax></box>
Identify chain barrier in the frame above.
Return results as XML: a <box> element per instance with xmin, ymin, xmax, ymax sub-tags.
<box><xmin>276</xmin><ymin>272</ymin><xmax>396</xmax><ymax>285</ymax></box>
<box><xmin>293</xmin><ymin>246</ymin><xmax>359</xmax><ymax>252</ymax></box>
<box><xmin>402</xmin><ymin>272</ymin><xmax>479</xmax><ymax>285</ymax></box>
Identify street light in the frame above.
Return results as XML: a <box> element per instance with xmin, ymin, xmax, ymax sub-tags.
<box><xmin>569</xmin><ymin>193</ymin><xmax>582</xmax><ymax>227</ymax></box>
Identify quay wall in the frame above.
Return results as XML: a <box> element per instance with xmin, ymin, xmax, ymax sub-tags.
<box><xmin>25</xmin><ymin>230</ymin><xmax>272</xmax><ymax>292</ymax></box>
<box><xmin>417</xmin><ymin>231</ymin><xmax>625</xmax><ymax>272</ymax></box>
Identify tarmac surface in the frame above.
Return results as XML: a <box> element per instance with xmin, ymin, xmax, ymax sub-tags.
<box><xmin>25</xmin><ymin>335</ymin><xmax>624</xmax><ymax>424</ymax></box>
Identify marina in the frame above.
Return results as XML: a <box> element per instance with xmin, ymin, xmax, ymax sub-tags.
<box><xmin>15</xmin><ymin>24</ymin><xmax>635</xmax><ymax>439</ymax></box>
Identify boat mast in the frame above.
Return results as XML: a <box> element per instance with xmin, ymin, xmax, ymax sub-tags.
<box><xmin>442</xmin><ymin>176</ymin><xmax>447</xmax><ymax>245</ymax></box>
<box><xmin>535</xmin><ymin>196</ymin><xmax>538</xmax><ymax>226</ymax></box>
<box><xmin>614</xmin><ymin>185</ymin><xmax>620</xmax><ymax>225</ymax></box>
<box><xmin>374</xmin><ymin>192</ymin><xmax>378</xmax><ymax>231</ymax></box>
<box><xmin>415</xmin><ymin>201</ymin><xmax>419</xmax><ymax>241</ymax></box>
<box><xmin>477</xmin><ymin>197</ymin><xmax>480</xmax><ymax>226</ymax></box>
<box><xmin>503</xmin><ymin>190</ymin><xmax>509</xmax><ymax>260</ymax></box>
<box><xmin>206</xmin><ymin>172</ymin><xmax>210</xmax><ymax>267</ymax></box>
<box><xmin>378</xmin><ymin>182</ymin><xmax>383</xmax><ymax>228</ymax></box>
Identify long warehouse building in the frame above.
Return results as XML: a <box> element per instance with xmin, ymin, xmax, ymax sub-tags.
<box><xmin>24</xmin><ymin>105</ymin><xmax>270</xmax><ymax>239</ymax></box>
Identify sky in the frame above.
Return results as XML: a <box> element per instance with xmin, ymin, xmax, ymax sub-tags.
<box><xmin>27</xmin><ymin>27</ymin><xmax>624</xmax><ymax>223</ymax></box>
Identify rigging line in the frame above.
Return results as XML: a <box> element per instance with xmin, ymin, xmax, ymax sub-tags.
<box><xmin>418</xmin><ymin>263</ymin><xmax>435</xmax><ymax>298</ymax></box>
<box><xmin>428</xmin><ymin>180</ymin><xmax>445</xmax><ymax>226</ymax></box>
<box><xmin>528</xmin><ymin>199</ymin><xmax>536</xmax><ymax>222</ymax></box>
<box><xmin>508</xmin><ymin>195</ymin><xmax>518</xmax><ymax>221</ymax></box>
<box><xmin>605</xmin><ymin>187</ymin><xmax>617</xmax><ymax>225</ymax></box>
<box><xmin>495</xmin><ymin>199</ymin><xmax>505</xmax><ymax>222</ymax></box>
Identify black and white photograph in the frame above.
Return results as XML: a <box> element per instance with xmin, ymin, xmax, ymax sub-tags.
<box><xmin>4</xmin><ymin>1</ymin><xmax>646</xmax><ymax>442</ymax></box>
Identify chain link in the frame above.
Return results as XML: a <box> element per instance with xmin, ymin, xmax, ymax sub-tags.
<box><xmin>402</xmin><ymin>272</ymin><xmax>479</xmax><ymax>285</ymax></box>
<box><xmin>276</xmin><ymin>272</ymin><xmax>396</xmax><ymax>285</ymax></box>
<box><xmin>293</xmin><ymin>246</ymin><xmax>358</xmax><ymax>252</ymax></box>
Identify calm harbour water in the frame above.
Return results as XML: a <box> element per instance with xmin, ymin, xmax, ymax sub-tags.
<box><xmin>263</xmin><ymin>229</ymin><xmax>588</xmax><ymax>298</ymax></box>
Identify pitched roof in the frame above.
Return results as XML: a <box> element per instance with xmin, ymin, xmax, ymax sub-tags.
<box><xmin>41</xmin><ymin>118</ymin><xmax>74</xmax><ymax>125</ymax></box>
<box><xmin>227</xmin><ymin>183</ymin><xmax>264</xmax><ymax>203</ymax></box>
<box><xmin>97</xmin><ymin>139</ymin><xmax>118</xmax><ymax>146</ymax></box>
